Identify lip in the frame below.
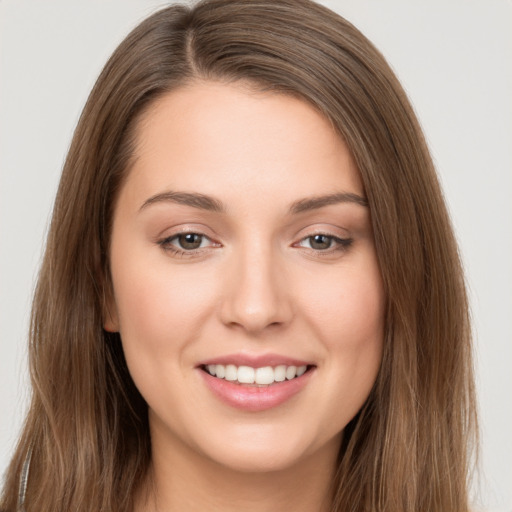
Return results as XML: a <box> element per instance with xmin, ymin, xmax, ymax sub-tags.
<box><xmin>196</xmin><ymin>354</ymin><xmax>316</xmax><ymax>412</ymax></box>
<box><xmin>197</xmin><ymin>353</ymin><xmax>313</xmax><ymax>368</ymax></box>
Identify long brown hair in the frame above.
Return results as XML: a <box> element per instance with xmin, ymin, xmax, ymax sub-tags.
<box><xmin>1</xmin><ymin>0</ymin><xmax>477</xmax><ymax>510</ymax></box>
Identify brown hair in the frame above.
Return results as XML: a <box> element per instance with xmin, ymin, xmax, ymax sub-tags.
<box><xmin>1</xmin><ymin>0</ymin><xmax>477</xmax><ymax>510</ymax></box>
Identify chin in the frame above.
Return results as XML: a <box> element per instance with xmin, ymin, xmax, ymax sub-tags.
<box><xmin>206</xmin><ymin>445</ymin><xmax>309</xmax><ymax>474</ymax></box>
<box><xmin>197</xmin><ymin>424</ymin><xmax>339</xmax><ymax>474</ymax></box>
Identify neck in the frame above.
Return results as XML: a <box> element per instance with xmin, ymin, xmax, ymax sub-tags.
<box><xmin>135</xmin><ymin>427</ymin><xmax>340</xmax><ymax>512</ymax></box>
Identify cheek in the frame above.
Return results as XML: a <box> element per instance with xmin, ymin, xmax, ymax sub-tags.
<box><xmin>108</xmin><ymin>251</ymin><xmax>222</xmax><ymax>425</ymax></box>
<box><xmin>303</xmin><ymin>263</ymin><xmax>385</xmax><ymax>347</ymax></box>
<box><xmin>109</xmin><ymin>244</ymin><xmax>218</xmax><ymax>362</ymax></box>
<box><xmin>299</xmin><ymin>256</ymin><xmax>385</xmax><ymax>414</ymax></box>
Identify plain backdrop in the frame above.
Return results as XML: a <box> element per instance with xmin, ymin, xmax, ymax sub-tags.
<box><xmin>1</xmin><ymin>1</ymin><xmax>511</xmax><ymax>510</ymax></box>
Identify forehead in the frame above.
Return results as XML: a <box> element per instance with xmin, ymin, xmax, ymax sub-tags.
<box><xmin>123</xmin><ymin>81</ymin><xmax>363</xmax><ymax>209</ymax></box>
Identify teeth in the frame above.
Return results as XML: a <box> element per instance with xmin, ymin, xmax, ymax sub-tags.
<box><xmin>215</xmin><ymin>364</ymin><xmax>226</xmax><ymax>379</ymax></box>
<box><xmin>285</xmin><ymin>365</ymin><xmax>297</xmax><ymax>380</ymax></box>
<box><xmin>255</xmin><ymin>366</ymin><xmax>274</xmax><ymax>385</ymax></box>
<box><xmin>296</xmin><ymin>365</ymin><xmax>307</xmax><ymax>377</ymax></box>
<box><xmin>237</xmin><ymin>365</ymin><xmax>255</xmax><ymax>384</ymax></box>
<box><xmin>274</xmin><ymin>365</ymin><xmax>286</xmax><ymax>382</ymax></box>
<box><xmin>225</xmin><ymin>364</ymin><xmax>237</xmax><ymax>381</ymax></box>
<box><xmin>205</xmin><ymin>364</ymin><xmax>309</xmax><ymax>385</ymax></box>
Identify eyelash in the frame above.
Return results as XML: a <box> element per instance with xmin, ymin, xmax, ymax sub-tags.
<box><xmin>294</xmin><ymin>233</ymin><xmax>353</xmax><ymax>255</ymax></box>
<box><xmin>157</xmin><ymin>232</ymin><xmax>353</xmax><ymax>258</ymax></box>
<box><xmin>157</xmin><ymin>232</ymin><xmax>218</xmax><ymax>258</ymax></box>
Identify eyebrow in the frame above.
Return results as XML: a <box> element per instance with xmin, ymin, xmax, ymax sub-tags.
<box><xmin>288</xmin><ymin>192</ymin><xmax>368</xmax><ymax>214</ymax></box>
<box><xmin>139</xmin><ymin>190</ymin><xmax>368</xmax><ymax>214</ymax></box>
<box><xmin>140</xmin><ymin>191</ymin><xmax>225</xmax><ymax>212</ymax></box>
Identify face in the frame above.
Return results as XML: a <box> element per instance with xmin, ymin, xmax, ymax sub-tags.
<box><xmin>106</xmin><ymin>81</ymin><xmax>385</xmax><ymax>474</ymax></box>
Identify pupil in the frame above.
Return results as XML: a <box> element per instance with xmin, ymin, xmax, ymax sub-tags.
<box><xmin>310</xmin><ymin>234</ymin><xmax>331</xmax><ymax>250</ymax></box>
<box><xmin>179</xmin><ymin>233</ymin><xmax>202</xmax><ymax>249</ymax></box>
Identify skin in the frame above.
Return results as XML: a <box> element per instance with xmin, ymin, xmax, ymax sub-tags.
<box><xmin>105</xmin><ymin>81</ymin><xmax>385</xmax><ymax>512</ymax></box>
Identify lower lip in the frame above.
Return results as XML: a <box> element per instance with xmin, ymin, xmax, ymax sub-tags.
<box><xmin>198</xmin><ymin>368</ymin><xmax>314</xmax><ymax>412</ymax></box>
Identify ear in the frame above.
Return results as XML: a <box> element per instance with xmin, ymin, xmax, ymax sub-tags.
<box><xmin>103</xmin><ymin>307</ymin><xmax>119</xmax><ymax>333</ymax></box>
<box><xmin>102</xmin><ymin>280</ymin><xmax>120</xmax><ymax>333</ymax></box>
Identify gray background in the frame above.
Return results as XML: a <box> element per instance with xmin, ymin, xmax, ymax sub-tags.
<box><xmin>1</xmin><ymin>1</ymin><xmax>511</xmax><ymax>510</ymax></box>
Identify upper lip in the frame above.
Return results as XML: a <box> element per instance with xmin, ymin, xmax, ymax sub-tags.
<box><xmin>197</xmin><ymin>353</ymin><xmax>314</xmax><ymax>368</ymax></box>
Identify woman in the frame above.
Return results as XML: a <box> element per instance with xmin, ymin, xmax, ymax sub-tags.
<box><xmin>0</xmin><ymin>0</ymin><xmax>477</xmax><ymax>510</ymax></box>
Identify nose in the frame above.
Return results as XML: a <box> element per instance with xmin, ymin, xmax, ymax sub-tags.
<box><xmin>219</xmin><ymin>244</ymin><xmax>293</xmax><ymax>334</ymax></box>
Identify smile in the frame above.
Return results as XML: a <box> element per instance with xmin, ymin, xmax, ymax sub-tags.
<box><xmin>204</xmin><ymin>364</ymin><xmax>308</xmax><ymax>386</ymax></box>
<box><xmin>198</xmin><ymin>358</ymin><xmax>315</xmax><ymax>411</ymax></box>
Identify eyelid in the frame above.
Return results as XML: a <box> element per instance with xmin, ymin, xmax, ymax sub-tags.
<box><xmin>155</xmin><ymin>225</ymin><xmax>353</xmax><ymax>259</ymax></box>
<box><xmin>291</xmin><ymin>225</ymin><xmax>354</xmax><ymax>257</ymax></box>
<box><xmin>157</xmin><ymin>228</ymin><xmax>221</xmax><ymax>258</ymax></box>
<box><xmin>294</xmin><ymin>234</ymin><xmax>352</xmax><ymax>250</ymax></box>
<box><xmin>164</xmin><ymin>232</ymin><xmax>212</xmax><ymax>252</ymax></box>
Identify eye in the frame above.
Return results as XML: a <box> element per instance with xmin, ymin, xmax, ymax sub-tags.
<box><xmin>158</xmin><ymin>232</ymin><xmax>216</xmax><ymax>254</ymax></box>
<box><xmin>173</xmin><ymin>233</ymin><xmax>208</xmax><ymax>250</ymax></box>
<box><xmin>295</xmin><ymin>233</ymin><xmax>353</xmax><ymax>253</ymax></box>
<box><xmin>302</xmin><ymin>234</ymin><xmax>334</xmax><ymax>250</ymax></box>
